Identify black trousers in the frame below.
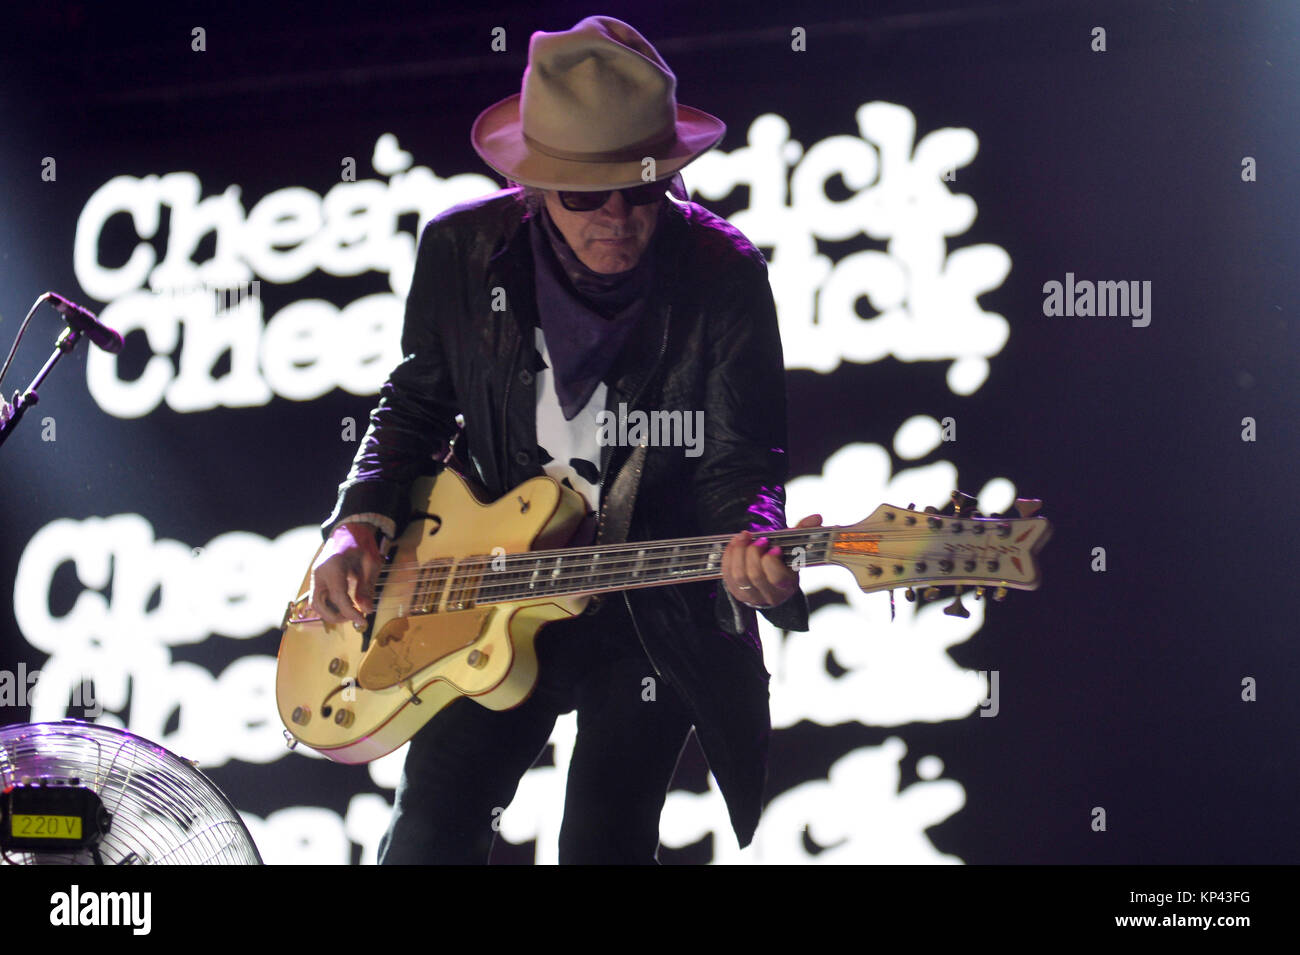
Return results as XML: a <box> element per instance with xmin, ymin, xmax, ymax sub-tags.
<box><xmin>377</xmin><ymin>596</ymin><xmax>694</xmax><ymax>864</ymax></box>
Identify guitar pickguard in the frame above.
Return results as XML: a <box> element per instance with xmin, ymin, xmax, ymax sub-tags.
<box><xmin>357</xmin><ymin>607</ymin><xmax>494</xmax><ymax>690</ymax></box>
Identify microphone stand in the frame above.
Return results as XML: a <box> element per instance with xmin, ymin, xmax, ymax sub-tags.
<box><xmin>0</xmin><ymin>325</ymin><xmax>83</xmax><ymax>449</ymax></box>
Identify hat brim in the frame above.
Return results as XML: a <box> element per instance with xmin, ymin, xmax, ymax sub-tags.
<box><xmin>471</xmin><ymin>93</ymin><xmax>725</xmax><ymax>190</ymax></box>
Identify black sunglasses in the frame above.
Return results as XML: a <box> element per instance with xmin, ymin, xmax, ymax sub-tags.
<box><xmin>558</xmin><ymin>181</ymin><xmax>668</xmax><ymax>212</ymax></box>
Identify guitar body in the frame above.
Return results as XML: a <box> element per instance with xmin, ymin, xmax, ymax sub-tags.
<box><xmin>275</xmin><ymin>470</ymin><xmax>591</xmax><ymax>764</ymax></box>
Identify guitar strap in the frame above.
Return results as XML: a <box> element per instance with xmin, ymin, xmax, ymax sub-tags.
<box><xmin>595</xmin><ymin>443</ymin><xmax>646</xmax><ymax>548</ymax></box>
<box><xmin>586</xmin><ymin>443</ymin><xmax>647</xmax><ymax>614</ymax></box>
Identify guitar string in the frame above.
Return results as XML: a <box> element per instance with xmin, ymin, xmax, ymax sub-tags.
<box><xmin>369</xmin><ymin>536</ymin><xmax>1020</xmax><ymax>590</ymax></box>
<box><xmin>371</xmin><ymin>542</ymin><xmax>993</xmax><ymax>587</ymax></box>
<box><xmin>375</xmin><ymin>549</ymin><xmax>822</xmax><ymax>595</ymax></box>
<box><xmin>369</xmin><ymin>521</ymin><xmax>1017</xmax><ymax>573</ymax></box>
<box><xmin>374</xmin><ymin>562</ymin><xmax>1011</xmax><ymax>610</ymax></box>
<box><xmin>366</xmin><ymin>543</ymin><xmax>1019</xmax><ymax>605</ymax></box>
<box><xmin>316</xmin><ymin>552</ymin><xmax>1020</xmax><ymax>614</ymax></box>
<box><xmin>370</xmin><ymin>528</ymin><xmax>823</xmax><ymax>572</ymax></box>
<box><xmin>409</xmin><ymin>568</ymin><xmax>1016</xmax><ymax>608</ymax></box>
<box><xmin>369</xmin><ymin>533</ymin><xmax>837</xmax><ymax>589</ymax></box>
<box><xmin>370</xmin><ymin>528</ymin><xmax>1021</xmax><ymax>588</ymax></box>
<box><xmin>367</xmin><ymin>537</ymin><xmax>823</xmax><ymax>602</ymax></box>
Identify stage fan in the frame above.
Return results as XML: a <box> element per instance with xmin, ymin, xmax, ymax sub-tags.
<box><xmin>0</xmin><ymin>720</ymin><xmax>262</xmax><ymax>865</ymax></box>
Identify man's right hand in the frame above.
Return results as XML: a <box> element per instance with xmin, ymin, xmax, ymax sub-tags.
<box><xmin>309</xmin><ymin>523</ymin><xmax>383</xmax><ymax>626</ymax></box>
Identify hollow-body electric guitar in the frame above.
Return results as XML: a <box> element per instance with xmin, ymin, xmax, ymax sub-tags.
<box><xmin>276</xmin><ymin>469</ymin><xmax>1052</xmax><ymax>763</ymax></box>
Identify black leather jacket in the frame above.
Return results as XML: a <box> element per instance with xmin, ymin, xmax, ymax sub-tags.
<box><xmin>326</xmin><ymin>188</ymin><xmax>809</xmax><ymax>847</ymax></box>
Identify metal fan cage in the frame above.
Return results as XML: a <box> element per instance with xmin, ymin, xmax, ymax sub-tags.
<box><xmin>0</xmin><ymin>721</ymin><xmax>262</xmax><ymax>865</ymax></box>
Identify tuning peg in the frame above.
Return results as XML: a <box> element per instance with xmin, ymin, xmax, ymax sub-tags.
<box><xmin>950</xmin><ymin>490</ymin><xmax>977</xmax><ymax>516</ymax></box>
<box><xmin>1013</xmin><ymin>498</ymin><xmax>1042</xmax><ymax>518</ymax></box>
<box><xmin>922</xmin><ymin>587</ymin><xmax>940</xmax><ymax>601</ymax></box>
<box><xmin>904</xmin><ymin>587</ymin><xmax>917</xmax><ymax>602</ymax></box>
<box><xmin>974</xmin><ymin>586</ymin><xmax>986</xmax><ymax>600</ymax></box>
<box><xmin>993</xmin><ymin>586</ymin><xmax>1008</xmax><ymax>601</ymax></box>
<box><xmin>943</xmin><ymin>586</ymin><xmax>970</xmax><ymax>618</ymax></box>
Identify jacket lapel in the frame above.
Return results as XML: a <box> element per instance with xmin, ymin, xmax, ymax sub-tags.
<box><xmin>485</xmin><ymin>201</ymin><xmax>541</xmax><ymax>490</ymax></box>
<box><xmin>485</xmin><ymin>203</ymin><xmax>539</xmax><ymax>347</ymax></box>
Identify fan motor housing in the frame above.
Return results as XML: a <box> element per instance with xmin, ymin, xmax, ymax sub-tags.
<box><xmin>1</xmin><ymin>778</ymin><xmax>111</xmax><ymax>852</ymax></box>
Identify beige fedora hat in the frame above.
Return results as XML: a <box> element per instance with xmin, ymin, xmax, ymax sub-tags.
<box><xmin>471</xmin><ymin>15</ymin><xmax>726</xmax><ymax>191</ymax></box>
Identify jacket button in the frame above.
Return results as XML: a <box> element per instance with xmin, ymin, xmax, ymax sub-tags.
<box><xmin>518</xmin><ymin>369</ymin><xmax>534</xmax><ymax>385</ymax></box>
<box><xmin>515</xmin><ymin>450</ymin><xmax>532</xmax><ymax>465</ymax></box>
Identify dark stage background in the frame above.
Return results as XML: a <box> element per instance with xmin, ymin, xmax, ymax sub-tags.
<box><xmin>1</xmin><ymin>0</ymin><xmax>1296</xmax><ymax>864</ymax></box>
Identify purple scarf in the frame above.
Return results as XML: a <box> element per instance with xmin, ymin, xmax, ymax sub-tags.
<box><xmin>529</xmin><ymin>203</ymin><xmax>656</xmax><ymax>419</ymax></box>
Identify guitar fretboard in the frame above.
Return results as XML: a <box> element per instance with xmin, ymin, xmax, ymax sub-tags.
<box><xmin>376</xmin><ymin>528</ymin><xmax>835</xmax><ymax>612</ymax></box>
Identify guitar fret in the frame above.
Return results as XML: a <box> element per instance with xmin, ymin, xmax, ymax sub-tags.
<box><xmin>447</xmin><ymin>568</ymin><xmax>465</xmax><ymax>610</ymax></box>
<box><xmin>707</xmin><ymin>542</ymin><xmax>723</xmax><ymax>572</ymax></box>
<box><xmin>468</xmin><ymin>558</ymin><xmax>487</xmax><ymax>606</ymax></box>
<box><xmin>505</xmin><ymin>559</ymin><xmax>527</xmax><ymax>600</ymax></box>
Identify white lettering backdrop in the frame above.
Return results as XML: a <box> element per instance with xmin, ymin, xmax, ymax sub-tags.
<box><xmin>16</xmin><ymin>104</ymin><xmax>1016</xmax><ymax>864</ymax></box>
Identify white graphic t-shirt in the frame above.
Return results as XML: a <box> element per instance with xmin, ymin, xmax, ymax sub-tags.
<box><xmin>533</xmin><ymin>326</ymin><xmax>603</xmax><ymax>546</ymax></box>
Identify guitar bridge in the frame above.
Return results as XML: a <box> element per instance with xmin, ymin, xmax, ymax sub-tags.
<box><xmin>283</xmin><ymin>597</ymin><xmax>321</xmax><ymax>627</ymax></box>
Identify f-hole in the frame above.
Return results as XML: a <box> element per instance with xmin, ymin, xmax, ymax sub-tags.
<box><xmin>413</xmin><ymin>512</ymin><xmax>442</xmax><ymax>536</ymax></box>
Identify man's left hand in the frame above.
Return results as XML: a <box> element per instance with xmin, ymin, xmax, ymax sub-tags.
<box><xmin>722</xmin><ymin>514</ymin><xmax>824</xmax><ymax>609</ymax></box>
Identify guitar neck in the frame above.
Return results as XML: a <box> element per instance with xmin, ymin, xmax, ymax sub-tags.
<box><xmin>433</xmin><ymin>528</ymin><xmax>834</xmax><ymax>609</ymax></box>
<box><xmin>378</xmin><ymin>498</ymin><xmax>1050</xmax><ymax>614</ymax></box>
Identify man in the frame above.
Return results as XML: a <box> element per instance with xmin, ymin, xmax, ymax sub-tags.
<box><xmin>309</xmin><ymin>15</ymin><xmax>818</xmax><ymax>864</ymax></box>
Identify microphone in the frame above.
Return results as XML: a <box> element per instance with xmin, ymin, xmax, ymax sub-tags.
<box><xmin>46</xmin><ymin>292</ymin><xmax>123</xmax><ymax>354</ymax></box>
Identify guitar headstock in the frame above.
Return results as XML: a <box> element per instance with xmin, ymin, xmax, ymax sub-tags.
<box><xmin>826</xmin><ymin>491</ymin><xmax>1052</xmax><ymax>610</ymax></box>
